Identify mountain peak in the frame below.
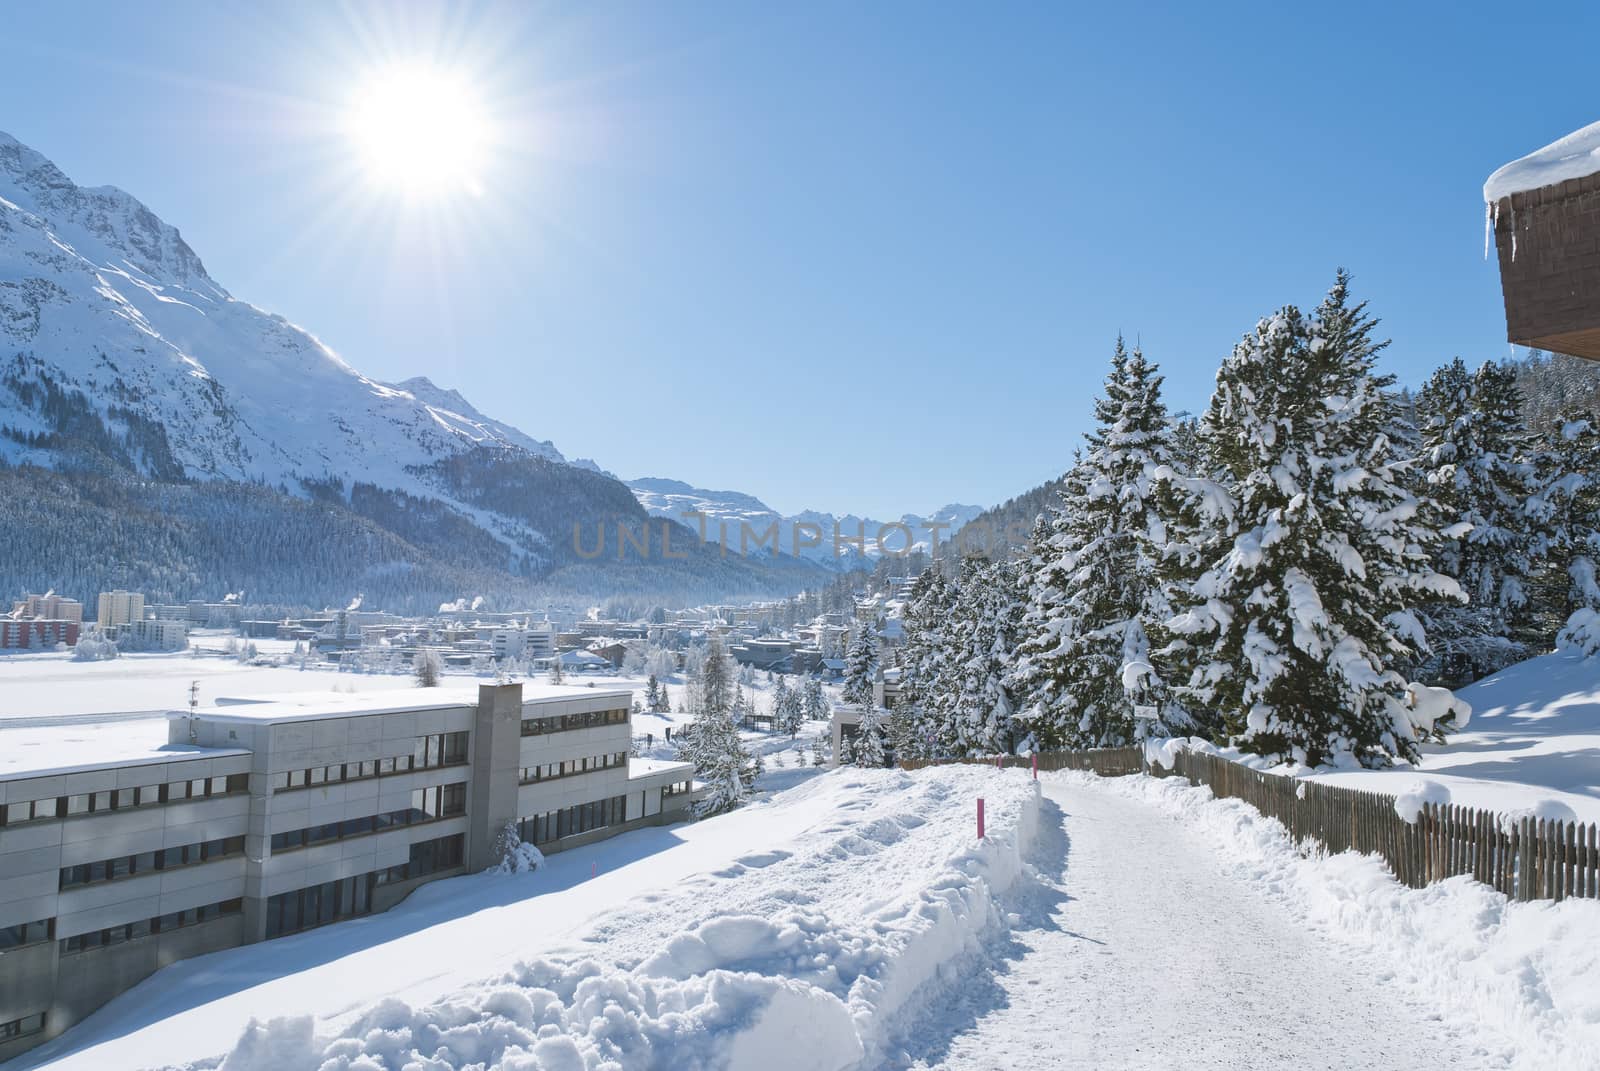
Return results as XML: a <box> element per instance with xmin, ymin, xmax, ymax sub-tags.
<box><xmin>0</xmin><ymin>129</ymin><xmax>213</xmax><ymax>287</ymax></box>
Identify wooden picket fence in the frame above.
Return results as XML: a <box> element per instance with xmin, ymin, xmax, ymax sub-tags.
<box><xmin>899</xmin><ymin>744</ymin><xmax>1600</xmax><ymax>903</ymax></box>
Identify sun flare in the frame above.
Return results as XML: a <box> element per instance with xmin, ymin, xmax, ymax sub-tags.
<box><xmin>345</xmin><ymin>64</ymin><xmax>492</xmax><ymax>196</ymax></box>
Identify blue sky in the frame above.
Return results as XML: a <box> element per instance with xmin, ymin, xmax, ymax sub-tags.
<box><xmin>3</xmin><ymin>2</ymin><xmax>1596</xmax><ymax>517</ymax></box>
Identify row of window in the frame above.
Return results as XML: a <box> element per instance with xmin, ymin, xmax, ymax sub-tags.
<box><xmin>263</xmin><ymin>834</ymin><xmax>465</xmax><ymax>939</ymax></box>
<box><xmin>58</xmin><ymin>898</ymin><xmax>243</xmax><ymax>955</ymax></box>
<box><xmin>520</xmin><ymin>708</ymin><xmax>627</xmax><ymax>737</ymax></box>
<box><xmin>1</xmin><ymin>774</ymin><xmax>249</xmax><ymax>828</ymax></box>
<box><xmin>268</xmin><ymin>783</ymin><xmax>465</xmax><ymax>853</ymax></box>
<box><xmin>0</xmin><ymin>1012</ymin><xmax>45</xmax><ymax>1042</ymax></box>
<box><xmin>663</xmin><ymin>780</ymin><xmax>695</xmax><ymax>798</ymax></box>
<box><xmin>0</xmin><ymin>918</ymin><xmax>52</xmax><ymax>951</ymax></box>
<box><xmin>59</xmin><ymin>836</ymin><xmax>246</xmax><ymax>890</ymax></box>
<box><xmin>518</xmin><ymin>751</ymin><xmax>627</xmax><ymax>785</ymax></box>
<box><xmin>515</xmin><ymin>795</ymin><xmax>627</xmax><ymax>846</ymax></box>
<box><xmin>267</xmin><ymin>731</ymin><xmax>469</xmax><ymax>793</ymax></box>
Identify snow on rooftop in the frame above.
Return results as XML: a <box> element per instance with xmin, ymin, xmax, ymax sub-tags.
<box><xmin>1485</xmin><ymin>118</ymin><xmax>1600</xmax><ymax>203</ymax></box>
<box><xmin>0</xmin><ymin>717</ymin><xmax>246</xmax><ymax>783</ymax></box>
<box><xmin>194</xmin><ymin>682</ymin><xmax>631</xmax><ymax>723</ymax></box>
<box><xmin>628</xmin><ymin>756</ymin><xmax>693</xmax><ymax>777</ymax></box>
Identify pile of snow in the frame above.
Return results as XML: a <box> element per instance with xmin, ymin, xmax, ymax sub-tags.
<box><xmin>1392</xmin><ymin>779</ymin><xmax>1451</xmax><ymax>824</ymax></box>
<box><xmin>28</xmin><ymin>767</ymin><xmax>1039</xmax><ymax>1071</ymax></box>
<box><xmin>1063</xmin><ymin>771</ymin><xmax>1600</xmax><ymax>1068</ymax></box>
<box><xmin>1485</xmin><ymin>119</ymin><xmax>1600</xmax><ymax>203</ymax></box>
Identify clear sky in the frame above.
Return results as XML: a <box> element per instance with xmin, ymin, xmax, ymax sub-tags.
<box><xmin>3</xmin><ymin>2</ymin><xmax>1596</xmax><ymax>518</ymax></box>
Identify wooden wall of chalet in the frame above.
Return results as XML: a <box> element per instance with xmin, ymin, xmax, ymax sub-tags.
<box><xmin>1493</xmin><ymin>170</ymin><xmax>1600</xmax><ymax>361</ymax></box>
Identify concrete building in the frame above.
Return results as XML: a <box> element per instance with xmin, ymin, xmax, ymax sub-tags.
<box><xmin>95</xmin><ymin>590</ymin><xmax>145</xmax><ymax>631</ymax></box>
<box><xmin>0</xmin><ymin>619</ymin><xmax>80</xmax><ymax>651</ymax></box>
<box><xmin>112</xmin><ymin>618</ymin><xmax>189</xmax><ymax>653</ymax></box>
<box><xmin>0</xmin><ymin>683</ymin><xmax>698</xmax><ymax>1060</ymax></box>
<box><xmin>490</xmin><ymin>624</ymin><xmax>556</xmax><ymax>662</ymax></box>
<box><xmin>10</xmin><ymin>594</ymin><xmax>83</xmax><ymax>624</ymax></box>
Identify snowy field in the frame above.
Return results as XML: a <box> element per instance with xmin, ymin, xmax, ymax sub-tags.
<box><xmin>1153</xmin><ymin>650</ymin><xmax>1600</xmax><ymax>826</ymax></box>
<box><xmin>16</xmin><ymin>767</ymin><xmax>1039</xmax><ymax>1071</ymax></box>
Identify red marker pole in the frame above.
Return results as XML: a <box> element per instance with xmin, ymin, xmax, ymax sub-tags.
<box><xmin>996</xmin><ymin>753</ymin><xmax>1003</xmax><ymax>771</ymax></box>
<box><xmin>977</xmin><ymin>797</ymin><xmax>985</xmax><ymax>840</ymax></box>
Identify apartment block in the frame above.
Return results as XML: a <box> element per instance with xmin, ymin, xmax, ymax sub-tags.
<box><xmin>95</xmin><ymin>590</ymin><xmax>145</xmax><ymax>630</ymax></box>
<box><xmin>0</xmin><ymin>619</ymin><xmax>80</xmax><ymax>651</ymax></box>
<box><xmin>0</xmin><ymin>682</ymin><xmax>698</xmax><ymax>1061</ymax></box>
<box><xmin>10</xmin><ymin>594</ymin><xmax>83</xmax><ymax>624</ymax></box>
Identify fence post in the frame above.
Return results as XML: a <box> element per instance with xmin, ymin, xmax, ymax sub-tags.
<box><xmin>977</xmin><ymin>797</ymin><xmax>985</xmax><ymax>840</ymax></box>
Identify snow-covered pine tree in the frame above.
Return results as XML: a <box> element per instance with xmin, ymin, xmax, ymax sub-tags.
<box><xmin>840</xmin><ymin>619</ymin><xmax>877</xmax><ymax>707</ymax></box>
<box><xmin>941</xmin><ymin>556</ymin><xmax>1024</xmax><ymax>755</ymax></box>
<box><xmin>853</xmin><ymin>707</ymin><xmax>888</xmax><ymax>767</ymax></box>
<box><xmin>897</xmin><ymin>568</ymin><xmax>957</xmax><ymax>756</ymax></box>
<box><xmin>802</xmin><ymin>674</ymin><xmax>830</xmax><ymax>723</ymax></box>
<box><xmin>1415</xmin><ymin>358</ymin><xmax>1544</xmax><ymax>681</ymax></box>
<box><xmin>810</xmin><ymin>732</ymin><xmax>828</xmax><ymax>767</ymax></box>
<box><xmin>697</xmin><ymin>635</ymin><xmax>736</xmax><ymax>716</ymax></box>
<box><xmin>1532</xmin><ymin>415</ymin><xmax>1600</xmax><ymax>655</ymax></box>
<box><xmin>1009</xmin><ymin>340</ymin><xmax>1187</xmax><ymax>748</ymax></box>
<box><xmin>1160</xmin><ymin>273</ymin><xmax>1464</xmax><ymax>767</ymax></box>
<box><xmin>413</xmin><ymin>649</ymin><xmax>442</xmax><ymax>688</ymax></box>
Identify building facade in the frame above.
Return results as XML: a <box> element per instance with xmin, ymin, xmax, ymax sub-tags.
<box><xmin>10</xmin><ymin>595</ymin><xmax>83</xmax><ymax>624</ymax></box>
<box><xmin>0</xmin><ymin>619</ymin><xmax>80</xmax><ymax>651</ymax></box>
<box><xmin>95</xmin><ymin>591</ymin><xmax>145</xmax><ymax>631</ymax></box>
<box><xmin>0</xmin><ymin>682</ymin><xmax>698</xmax><ymax>1061</ymax></box>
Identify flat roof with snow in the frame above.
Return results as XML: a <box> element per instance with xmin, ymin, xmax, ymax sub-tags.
<box><xmin>186</xmin><ymin>683</ymin><xmax>633</xmax><ymax>725</ymax></box>
<box><xmin>0</xmin><ymin>717</ymin><xmax>247</xmax><ymax>783</ymax></box>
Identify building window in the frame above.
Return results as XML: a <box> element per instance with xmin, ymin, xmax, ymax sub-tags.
<box><xmin>0</xmin><ymin>919</ymin><xmax>52</xmax><ymax>951</ymax></box>
<box><xmin>58</xmin><ymin>898</ymin><xmax>241</xmax><ymax>955</ymax></box>
<box><xmin>520</xmin><ymin>708</ymin><xmax>628</xmax><ymax>736</ymax></box>
<box><xmin>267</xmin><ymin>733</ymin><xmax>469</xmax><ymax>794</ymax></box>
<box><xmin>518</xmin><ymin>751</ymin><xmax>629</xmax><ymax>785</ymax></box>
<box><xmin>266</xmin><ymin>835</ymin><xmax>464</xmax><ymax>939</ymax></box>
<box><xmin>516</xmin><ymin>795</ymin><xmax>627</xmax><ymax>846</ymax></box>
<box><xmin>59</xmin><ymin>836</ymin><xmax>244</xmax><ymax>890</ymax></box>
<box><xmin>0</xmin><ymin>773</ymin><xmax>245</xmax><ymax>829</ymax></box>
<box><xmin>269</xmin><ymin>782</ymin><xmax>465</xmax><ymax>854</ymax></box>
<box><xmin>0</xmin><ymin>1013</ymin><xmax>46</xmax><ymax>1042</ymax></box>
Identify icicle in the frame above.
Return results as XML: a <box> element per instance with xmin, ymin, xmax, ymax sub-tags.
<box><xmin>1510</xmin><ymin>200</ymin><xmax>1517</xmax><ymax>262</ymax></box>
<box><xmin>1484</xmin><ymin>200</ymin><xmax>1492</xmax><ymax>260</ymax></box>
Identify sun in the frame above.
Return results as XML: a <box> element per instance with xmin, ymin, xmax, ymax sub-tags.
<box><xmin>345</xmin><ymin>64</ymin><xmax>492</xmax><ymax>197</ymax></box>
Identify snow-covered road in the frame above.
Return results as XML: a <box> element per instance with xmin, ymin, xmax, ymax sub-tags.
<box><xmin>909</xmin><ymin>778</ymin><xmax>1514</xmax><ymax>1070</ymax></box>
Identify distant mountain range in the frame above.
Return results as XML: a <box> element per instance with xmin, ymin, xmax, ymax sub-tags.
<box><xmin>0</xmin><ymin>131</ymin><xmax>869</xmax><ymax>609</ymax></box>
<box><xmin>627</xmin><ymin>478</ymin><xmax>983</xmax><ymax>566</ymax></box>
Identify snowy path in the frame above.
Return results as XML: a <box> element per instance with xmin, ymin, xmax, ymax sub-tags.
<box><xmin>905</xmin><ymin>777</ymin><xmax>1513</xmax><ymax>1070</ymax></box>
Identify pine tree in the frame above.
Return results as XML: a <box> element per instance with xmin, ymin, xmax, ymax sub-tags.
<box><xmin>840</xmin><ymin>619</ymin><xmax>877</xmax><ymax>706</ymax></box>
<box><xmin>675</xmin><ymin>707</ymin><xmax>759</xmax><ymax>816</ymax></box>
<box><xmin>810</xmin><ymin>733</ymin><xmax>828</xmax><ymax>767</ymax></box>
<box><xmin>898</xmin><ymin>569</ymin><xmax>956</xmax><ymax>756</ymax></box>
<box><xmin>941</xmin><ymin>557</ymin><xmax>1024</xmax><ymax>755</ymax></box>
<box><xmin>413</xmin><ymin>649</ymin><xmax>442</xmax><ymax>688</ymax></box>
<box><xmin>802</xmin><ymin>674</ymin><xmax>830</xmax><ymax>723</ymax></box>
<box><xmin>853</xmin><ymin>706</ymin><xmax>888</xmax><ymax>767</ymax></box>
<box><xmin>547</xmin><ymin>653</ymin><xmax>564</xmax><ymax>684</ymax></box>
<box><xmin>644</xmin><ymin>673</ymin><xmax>662</xmax><ymax>712</ymax></box>
<box><xmin>1009</xmin><ymin>340</ymin><xmax>1187</xmax><ymax>748</ymax></box>
<box><xmin>1415</xmin><ymin>358</ymin><xmax>1544</xmax><ymax>681</ymax></box>
<box><xmin>1159</xmin><ymin>273</ymin><xmax>1464</xmax><ymax>767</ymax></box>
<box><xmin>1533</xmin><ymin>416</ymin><xmax>1600</xmax><ymax>654</ymax></box>
<box><xmin>697</xmin><ymin>635</ymin><xmax>736</xmax><ymax>716</ymax></box>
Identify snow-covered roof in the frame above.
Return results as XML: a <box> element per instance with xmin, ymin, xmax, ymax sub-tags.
<box><xmin>1485</xmin><ymin>119</ymin><xmax>1600</xmax><ymax>203</ymax></box>
<box><xmin>627</xmin><ymin>756</ymin><xmax>694</xmax><ymax>778</ymax></box>
<box><xmin>0</xmin><ymin>717</ymin><xmax>247</xmax><ymax>783</ymax></box>
<box><xmin>190</xmin><ymin>683</ymin><xmax>630</xmax><ymax>724</ymax></box>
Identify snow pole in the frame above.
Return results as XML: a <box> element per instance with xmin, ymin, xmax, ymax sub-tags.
<box><xmin>591</xmin><ymin>861</ymin><xmax>597</xmax><ymax>879</ymax></box>
<box><xmin>996</xmin><ymin>753</ymin><xmax>1003</xmax><ymax>771</ymax></box>
<box><xmin>977</xmin><ymin>797</ymin><xmax>985</xmax><ymax>840</ymax></box>
<box><xmin>1032</xmin><ymin>753</ymin><xmax>1037</xmax><ymax>781</ymax></box>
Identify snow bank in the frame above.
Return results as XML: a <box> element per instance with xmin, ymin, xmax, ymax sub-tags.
<box><xmin>1063</xmin><ymin>771</ymin><xmax>1600</xmax><ymax>1069</ymax></box>
<box><xmin>191</xmin><ymin>768</ymin><xmax>1041</xmax><ymax>1071</ymax></box>
<box><xmin>1485</xmin><ymin>119</ymin><xmax>1600</xmax><ymax>203</ymax></box>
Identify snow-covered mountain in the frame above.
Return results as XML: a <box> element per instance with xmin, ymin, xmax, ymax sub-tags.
<box><xmin>0</xmin><ymin>130</ymin><xmax>574</xmax><ymax>493</ymax></box>
<box><xmin>0</xmin><ymin>131</ymin><xmax>840</xmax><ymax>605</ymax></box>
<box><xmin>627</xmin><ymin>477</ymin><xmax>983</xmax><ymax>566</ymax></box>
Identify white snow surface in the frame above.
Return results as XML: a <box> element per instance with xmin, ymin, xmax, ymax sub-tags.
<box><xmin>1485</xmin><ymin>118</ymin><xmax>1600</xmax><ymax>202</ymax></box>
<box><xmin>18</xmin><ymin>767</ymin><xmax>1040</xmax><ymax>1071</ymax></box>
<box><xmin>1164</xmin><ymin>649</ymin><xmax>1600</xmax><ymax>825</ymax></box>
<box><xmin>1023</xmin><ymin>773</ymin><xmax>1597</xmax><ymax>1070</ymax></box>
<box><xmin>907</xmin><ymin>774</ymin><xmax>1529</xmax><ymax>1069</ymax></box>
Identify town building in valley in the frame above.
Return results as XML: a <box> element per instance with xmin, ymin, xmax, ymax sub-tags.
<box><xmin>0</xmin><ymin>682</ymin><xmax>698</xmax><ymax>1060</ymax></box>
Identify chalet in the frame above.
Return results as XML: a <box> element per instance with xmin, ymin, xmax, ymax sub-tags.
<box><xmin>1486</xmin><ymin>120</ymin><xmax>1600</xmax><ymax>359</ymax></box>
